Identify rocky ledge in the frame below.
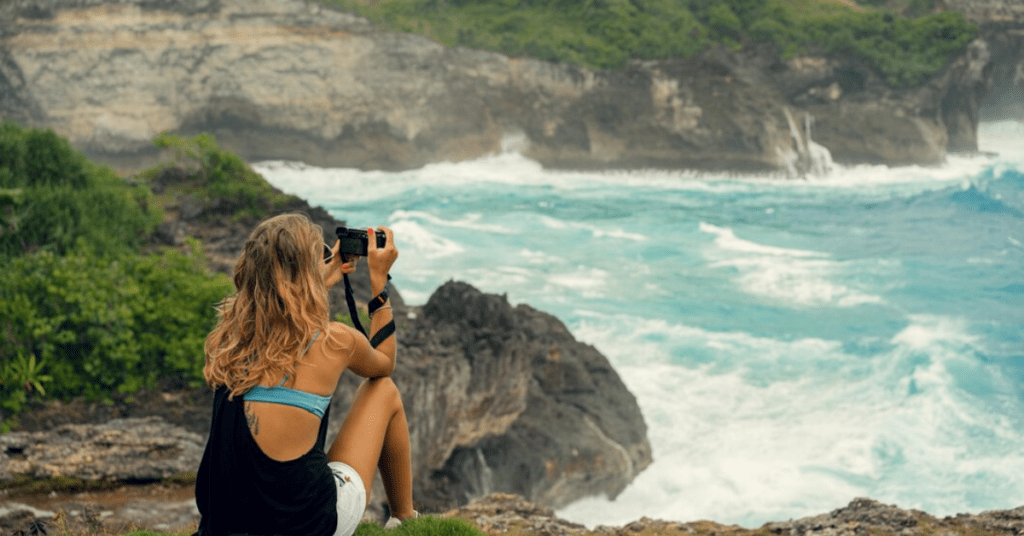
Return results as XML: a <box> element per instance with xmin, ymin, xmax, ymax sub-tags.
<box><xmin>443</xmin><ymin>494</ymin><xmax>1024</xmax><ymax>536</ymax></box>
<box><xmin>0</xmin><ymin>0</ymin><xmax>1019</xmax><ymax>174</ymax></box>
<box><xmin>2</xmin><ymin>492</ymin><xmax>1024</xmax><ymax>536</ymax></box>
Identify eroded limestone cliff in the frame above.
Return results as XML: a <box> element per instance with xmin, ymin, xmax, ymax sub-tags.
<box><xmin>0</xmin><ymin>0</ymin><xmax>1016</xmax><ymax>174</ymax></box>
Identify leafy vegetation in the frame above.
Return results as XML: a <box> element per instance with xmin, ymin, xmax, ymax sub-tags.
<box><xmin>0</xmin><ymin>240</ymin><xmax>232</xmax><ymax>416</ymax></box>
<box><xmin>151</xmin><ymin>132</ymin><xmax>292</xmax><ymax>220</ymax></box>
<box><xmin>0</xmin><ymin>123</ymin><xmax>236</xmax><ymax>427</ymax></box>
<box><xmin>317</xmin><ymin>0</ymin><xmax>977</xmax><ymax>87</ymax></box>
<box><xmin>0</xmin><ymin>121</ymin><xmax>161</xmax><ymax>258</ymax></box>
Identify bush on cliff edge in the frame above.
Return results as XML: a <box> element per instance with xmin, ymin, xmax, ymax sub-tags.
<box><xmin>0</xmin><ymin>121</ymin><xmax>161</xmax><ymax>258</ymax></box>
<box><xmin>0</xmin><ymin>123</ymin><xmax>234</xmax><ymax>427</ymax></box>
<box><xmin>318</xmin><ymin>0</ymin><xmax>977</xmax><ymax>87</ymax></box>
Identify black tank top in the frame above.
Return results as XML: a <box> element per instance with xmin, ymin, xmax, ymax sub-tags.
<box><xmin>194</xmin><ymin>386</ymin><xmax>337</xmax><ymax>536</ymax></box>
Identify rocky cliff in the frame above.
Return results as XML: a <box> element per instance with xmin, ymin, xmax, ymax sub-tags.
<box><xmin>938</xmin><ymin>0</ymin><xmax>1024</xmax><ymax>123</ymax></box>
<box><xmin>0</xmin><ymin>0</ymin><xmax>1017</xmax><ymax>175</ymax></box>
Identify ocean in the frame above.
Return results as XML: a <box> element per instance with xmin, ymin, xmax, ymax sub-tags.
<box><xmin>253</xmin><ymin>120</ymin><xmax>1024</xmax><ymax>529</ymax></box>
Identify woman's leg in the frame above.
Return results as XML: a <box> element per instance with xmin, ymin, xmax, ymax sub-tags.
<box><xmin>328</xmin><ymin>377</ymin><xmax>415</xmax><ymax>519</ymax></box>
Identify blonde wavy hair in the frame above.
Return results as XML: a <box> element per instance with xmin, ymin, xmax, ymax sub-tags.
<box><xmin>204</xmin><ymin>213</ymin><xmax>330</xmax><ymax>398</ymax></box>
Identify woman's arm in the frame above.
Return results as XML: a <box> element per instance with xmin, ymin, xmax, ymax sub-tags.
<box><xmin>324</xmin><ymin>226</ymin><xmax>398</xmax><ymax>379</ymax></box>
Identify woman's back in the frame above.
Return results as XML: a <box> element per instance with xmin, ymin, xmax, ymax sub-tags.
<box><xmin>242</xmin><ymin>325</ymin><xmax>353</xmax><ymax>461</ymax></box>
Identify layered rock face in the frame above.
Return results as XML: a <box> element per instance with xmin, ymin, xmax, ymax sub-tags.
<box><xmin>0</xmin><ymin>0</ymin><xmax>1010</xmax><ymax>174</ymax></box>
<box><xmin>0</xmin><ymin>417</ymin><xmax>203</xmax><ymax>482</ymax></box>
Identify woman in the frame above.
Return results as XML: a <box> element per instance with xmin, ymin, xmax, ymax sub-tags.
<box><xmin>193</xmin><ymin>213</ymin><xmax>415</xmax><ymax>536</ymax></box>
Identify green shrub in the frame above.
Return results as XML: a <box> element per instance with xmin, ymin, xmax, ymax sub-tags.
<box><xmin>0</xmin><ymin>241</ymin><xmax>232</xmax><ymax>416</ymax></box>
<box><xmin>0</xmin><ymin>122</ymin><xmax>160</xmax><ymax>258</ymax></box>
<box><xmin>152</xmin><ymin>132</ymin><xmax>291</xmax><ymax>220</ymax></box>
<box><xmin>316</xmin><ymin>0</ymin><xmax>976</xmax><ymax>87</ymax></box>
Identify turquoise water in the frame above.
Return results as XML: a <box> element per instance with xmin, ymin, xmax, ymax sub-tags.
<box><xmin>254</xmin><ymin>120</ymin><xmax>1024</xmax><ymax>528</ymax></box>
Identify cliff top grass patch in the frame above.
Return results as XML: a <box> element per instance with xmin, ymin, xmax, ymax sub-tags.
<box><xmin>315</xmin><ymin>0</ymin><xmax>976</xmax><ymax>87</ymax></box>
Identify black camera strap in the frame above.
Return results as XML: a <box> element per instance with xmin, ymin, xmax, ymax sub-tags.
<box><xmin>342</xmin><ymin>272</ymin><xmax>394</xmax><ymax>349</ymax></box>
<box><xmin>342</xmin><ymin>273</ymin><xmax>366</xmax><ymax>337</ymax></box>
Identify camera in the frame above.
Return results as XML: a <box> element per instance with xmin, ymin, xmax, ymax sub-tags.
<box><xmin>336</xmin><ymin>227</ymin><xmax>387</xmax><ymax>257</ymax></box>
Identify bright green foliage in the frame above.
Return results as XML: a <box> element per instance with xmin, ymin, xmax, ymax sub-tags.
<box><xmin>335</xmin><ymin>310</ymin><xmax>372</xmax><ymax>329</ymax></box>
<box><xmin>318</xmin><ymin>0</ymin><xmax>977</xmax><ymax>87</ymax></box>
<box><xmin>753</xmin><ymin>8</ymin><xmax>977</xmax><ymax>85</ymax></box>
<box><xmin>0</xmin><ymin>122</ymin><xmax>161</xmax><ymax>258</ymax></box>
<box><xmin>0</xmin><ymin>241</ymin><xmax>232</xmax><ymax>415</ymax></box>
<box><xmin>354</xmin><ymin>516</ymin><xmax>485</xmax><ymax>536</ymax></box>
<box><xmin>152</xmin><ymin>132</ymin><xmax>291</xmax><ymax>220</ymax></box>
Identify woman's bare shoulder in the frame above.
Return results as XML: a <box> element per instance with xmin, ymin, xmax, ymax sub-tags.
<box><xmin>323</xmin><ymin>321</ymin><xmax>357</xmax><ymax>355</ymax></box>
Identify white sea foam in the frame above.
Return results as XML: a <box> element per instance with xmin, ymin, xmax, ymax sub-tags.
<box><xmin>699</xmin><ymin>222</ymin><xmax>820</xmax><ymax>257</ymax></box>
<box><xmin>390</xmin><ymin>210</ymin><xmax>512</xmax><ymax>234</ymax></box>
<box><xmin>699</xmin><ymin>222</ymin><xmax>884</xmax><ymax>308</ymax></box>
<box><xmin>254</xmin><ymin>119</ymin><xmax>1024</xmax><ymax>208</ymax></box>
<box><xmin>558</xmin><ymin>313</ymin><xmax>1024</xmax><ymax>528</ymax></box>
<box><xmin>978</xmin><ymin>120</ymin><xmax>1024</xmax><ymax>163</ymax></box>
<box><xmin>519</xmin><ymin>248</ymin><xmax>565</xmax><ymax>265</ymax></box>
<box><xmin>387</xmin><ymin>219</ymin><xmax>465</xmax><ymax>259</ymax></box>
<box><xmin>540</xmin><ymin>216</ymin><xmax>647</xmax><ymax>241</ymax></box>
<box><xmin>544</xmin><ymin>266</ymin><xmax>610</xmax><ymax>298</ymax></box>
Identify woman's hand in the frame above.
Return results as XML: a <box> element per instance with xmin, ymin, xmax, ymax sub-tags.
<box><xmin>322</xmin><ymin>239</ymin><xmax>357</xmax><ymax>289</ymax></box>
<box><xmin>367</xmin><ymin>226</ymin><xmax>397</xmax><ymax>295</ymax></box>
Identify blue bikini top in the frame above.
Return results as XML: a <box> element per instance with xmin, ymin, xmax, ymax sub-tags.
<box><xmin>243</xmin><ymin>331</ymin><xmax>332</xmax><ymax>418</ymax></box>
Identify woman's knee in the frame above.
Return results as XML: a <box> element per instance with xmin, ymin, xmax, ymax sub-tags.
<box><xmin>361</xmin><ymin>377</ymin><xmax>403</xmax><ymax>411</ymax></box>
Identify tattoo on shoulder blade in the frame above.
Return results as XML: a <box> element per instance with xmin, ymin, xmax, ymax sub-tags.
<box><xmin>244</xmin><ymin>402</ymin><xmax>260</xmax><ymax>436</ymax></box>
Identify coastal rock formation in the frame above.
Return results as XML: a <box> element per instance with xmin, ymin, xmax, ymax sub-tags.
<box><xmin>443</xmin><ymin>495</ymin><xmax>1024</xmax><ymax>536</ymax></box>
<box><xmin>331</xmin><ymin>281</ymin><xmax>653</xmax><ymax>512</ymax></box>
<box><xmin>939</xmin><ymin>0</ymin><xmax>1024</xmax><ymax>124</ymax></box>
<box><xmin>0</xmin><ymin>417</ymin><xmax>203</xmax><ymax>482</ymax></box>
<box><xmin>0</xmin><ymin>0</ymin><xmax>1017</xmax><ymax>174</ymax></box>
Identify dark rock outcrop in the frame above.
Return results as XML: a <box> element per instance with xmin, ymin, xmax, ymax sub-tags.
<box><xmin>329</xmin><ymin>281</ymin><xmax>652</xmax><ymax>513</ymax></box>
<box><xmin>0</xmin><ymin>0</ymin><xmax>1016</xmax><ymax>174</ymax></box>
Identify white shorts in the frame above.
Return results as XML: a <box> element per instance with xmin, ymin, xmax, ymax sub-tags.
<box><xmin>328</xmin><ymin>461</ymin><xmax>366</xmax><ymax>536</ymax></box>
